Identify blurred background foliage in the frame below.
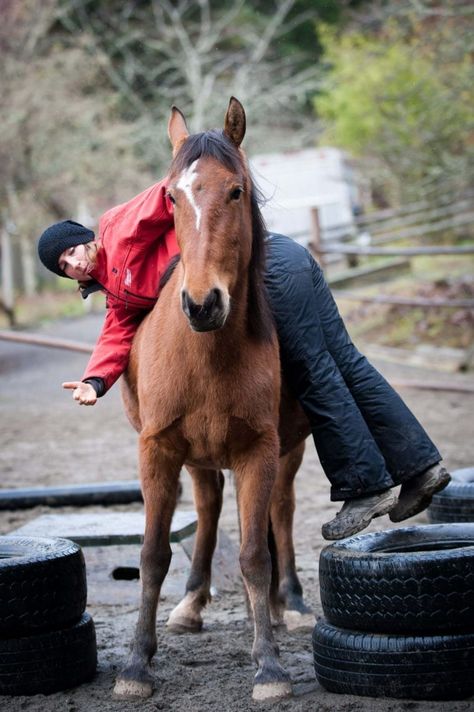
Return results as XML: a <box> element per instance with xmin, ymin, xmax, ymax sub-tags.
<box><xmin>315</xmin><ymin>13</ymin><xmax>474</xmax><ymax>203</ymax></box>
<box><xmin>0</xmin><ymin>0</ymin><xmax>472</xmax><ymax>299</ymax></box>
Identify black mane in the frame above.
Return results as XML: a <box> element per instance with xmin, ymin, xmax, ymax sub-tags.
<box><xmin>170</xmin><ymin>130</ymin><xmax>274</xmax><ymax>342</ymax></box>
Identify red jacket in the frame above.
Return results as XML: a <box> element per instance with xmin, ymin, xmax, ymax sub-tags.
<box><xmin>82</xmin><ymin>178</ymin><xmax>179</xmax><ymax>392</ymax></box>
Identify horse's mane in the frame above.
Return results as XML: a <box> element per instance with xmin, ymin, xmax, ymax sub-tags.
<box><xmin>159</xmin><ymin>253</ymin><xmax>181</xmax><ymax>291</ymax></box>
<box><xmin>169</xmin><ymin>130</ymin><xmax>274</xmax><ymax>342</ymax></box>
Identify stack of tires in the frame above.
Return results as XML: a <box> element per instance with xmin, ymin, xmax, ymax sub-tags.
<box><xmin>0</xmin><ymin>536</ymin><xmax>97</xmax><ymax>696</ymax></box>
<box><xmin>428</xmin><ymin>467</ymin><xmax>474</xmax><ymax>523</ymax></box>
<box><xmin>313</xmin><ymin>523</ymin><xmax>474</xmax><ymax>700</ymax></box>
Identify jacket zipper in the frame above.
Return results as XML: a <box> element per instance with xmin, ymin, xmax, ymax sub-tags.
<box><xmin>124</xmin><ymin>289</ymin><xmax>156</xmax><ymax>301</ymax></box>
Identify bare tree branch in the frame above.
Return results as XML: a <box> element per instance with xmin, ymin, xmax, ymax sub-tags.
<box><xmin>55</xmin><ymin>0</ymin><xmax>320</xmax><ymax>139</ymax></box>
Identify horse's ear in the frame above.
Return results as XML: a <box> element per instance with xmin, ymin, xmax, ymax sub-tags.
<box><xmin>168</xmin><ymin>106</ymin><xmax>189</xmax><ymax>155</ymax></box>
<box><xmin>224</xmin><ymin>97</ymin><xmax>246</xmax><ymax>148</ymax></box>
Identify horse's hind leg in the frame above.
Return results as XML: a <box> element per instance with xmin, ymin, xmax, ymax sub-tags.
<box><xmin>114</xmin><ymin>430</ymin><xmax>183</xmax><ymax>700</ymax></box>
<box><xmin>235</xmin><ymin>431</ymin><xmax>292</xmax><ymax>701</ymax></box>
<box><xmin>167</xmin><ymin>468</ymin><xmax>224</xmax><ymax>632</ymax></box>
<box><xmin>271</xmin><ymin>442</ymin><xmax>315</xmax><ymax>632</ymax></box>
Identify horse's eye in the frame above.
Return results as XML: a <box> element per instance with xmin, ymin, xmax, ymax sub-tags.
<box><xmin>230</xmin><ymin>187</ymin><xmax>243</xmax><ymax>201</ymax></box>
<box><xmin>167</xmin><ymin>192</ymin><xmax>176</xmax><ymax>205</ymax></box>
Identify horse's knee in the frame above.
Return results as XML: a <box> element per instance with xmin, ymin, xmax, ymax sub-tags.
<box><xmin>240</xmin><ymin>544</ymin><xmax>271</xmax><ymax>585</ymax></box>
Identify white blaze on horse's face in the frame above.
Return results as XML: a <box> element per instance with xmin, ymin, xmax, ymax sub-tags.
<box><xmin>174</xmin><ymin>157</ymin><xmax>233</xmax><ymax>331</ymax></box>
<box><xmin>176</xmin><ymin>160</ymin><xmax>202</xmax><ymax>232</ymax></box>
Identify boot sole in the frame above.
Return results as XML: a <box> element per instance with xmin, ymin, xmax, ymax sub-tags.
<box><xmin>389</xmin><ymin>470</ymin><xmax>451</xmax><ymax>523</ymax></box>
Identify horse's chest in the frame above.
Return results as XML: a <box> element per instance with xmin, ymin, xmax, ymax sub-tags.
<box><xmin>183</xmin><ymin>411</ymin><xmax>228</xmax><ymax>464</ymax></box>
<box><xmin>141</xmin><ymin>342</ymin><xmax>279</xmax><ymax>467</ymax></box>
<box><xmin>182</xmin><ymin>413</ymin><xmax>261</xmax><ymax>469</ymax></box>
<box><xmin>168</xmin><ymin>360</ymin><xmax>273</xmax><ymax>417</ymax></box>
<box><xmin>177</xmin><ymin>375</ymin><xmax>274</xmax><ymax>467</ymax></box>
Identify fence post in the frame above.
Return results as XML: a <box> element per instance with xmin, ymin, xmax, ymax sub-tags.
<box><xmin>1</xmin><ymin>223</ymin><xmax>15</xmax><ymax>325</ymax></box>
<box><xmin>346</xmin><ymin>249</ymin><xmax>359</xmax><ymax>269</ymax></box>
<box><xmin>309</xmin><ymin>207</ymin><xmax>325</xmax><ymax>268</ymax></box>
<box><xmin>76</xmin><ymin>199</ymin><xmax>97</xmax><ymax>314</ymax></box>
<box><xmin>19</xmin><ymin>233</ymin><xmax>37</xmax><ymax>297</ymax></box>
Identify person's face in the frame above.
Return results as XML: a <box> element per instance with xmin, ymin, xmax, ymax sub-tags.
<box><xmin>58</xmin><ymin>243</ymin><xmax>94</xmax><ymax>280</ymax></box>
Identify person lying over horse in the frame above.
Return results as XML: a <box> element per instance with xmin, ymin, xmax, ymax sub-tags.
<box><xmin>37</xmin><ymin>171</ymin><xmax>450</xmax><ymax>542</ymax></box>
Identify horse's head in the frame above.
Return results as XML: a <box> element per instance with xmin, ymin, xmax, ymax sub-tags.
<box><xmin>167</xmin><ymin>97</ymin><xmax>255</xmax><ymax>333</ymax></box>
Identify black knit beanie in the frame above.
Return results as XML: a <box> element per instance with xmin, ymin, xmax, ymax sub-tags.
<box><xmin>38</xmin><ymin>220</ymin><xmax>95</xmax><ymax>277</ymax></box>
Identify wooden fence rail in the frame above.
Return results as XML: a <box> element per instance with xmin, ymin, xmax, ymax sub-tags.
<box><xmin>366</xmin><ymin>202</ymin><xmax>473</xmax><ymax>234</ymax></box>
<box><xmin>362</xmin><ymin>212</ymin><xmax>474</xmax><ymax>244</ymax></box>
<box><xmin>354</xmin><ymin>190</ymin><xmax>474</xmax><ymax>226</ymax></box>
<box><xmin>315</xmin><ymin>244</ymin><xmax>474</xmax><ymax>257</ymax></box>
<box><xmin>1</xmin><ymin>329</ymin><xmax>472</xmax><ymax>393</ymax></box>
<box><xmin>303</xmin><ymin>200</ymin><xmax>474</xmax><ymax>314</ymax></box>
<box><xmin>331</xmin><ymin>291</ymin><xmax>474</xmax><ymax>309</ymax></box>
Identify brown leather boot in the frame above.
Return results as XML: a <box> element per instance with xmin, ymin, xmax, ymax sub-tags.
<box><xmin>389</xmin><ymin>464</ymin><xmax>451</xmax><ymax>522</ymax></box>
<box><xmin>322</xmin><ymin>489</ymin><xmax>397</xmax><ymax>540</ymax></box>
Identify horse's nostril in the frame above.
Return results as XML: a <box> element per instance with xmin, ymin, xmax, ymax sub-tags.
<box><xmin>181</xmin><ymin>290</ymin><xmax>198</xmax><ymax>318</ymax></box>
<box><xmin>181</xmin><ymin>290</ymin><xmax>189</xmax><ymax>314</ymax></box>
<box><xmin>204</xmin><ymin>288</ymin><xmax>222</xmax><ymax>313</ymax></box>
<box><xmin>181</xmin><ymin>288</ymin><xmax>225</xmax><ymax>327</ymax></box>
<box><xmin>182</xmin><ymin>290</ymin><xmax>203</xmax><ymax>319</ymax></box>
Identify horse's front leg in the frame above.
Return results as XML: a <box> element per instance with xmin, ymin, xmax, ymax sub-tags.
<box><xmin>167</xmin><ymin>468</ymin><xmax>224</xmax><ymax>632</ymax></box>
<box><xmin>235</xmin><ymin>429</ymin><xmax>292</xmax><ymax>702</ymax></box>
<box><xmin>114</xmin><ymin>429</ymin><xmax>183</xmax><ymax>700</ymax></box>
<box><xmin>270</xmin><ymin>443</ymin><xmax>315</xmax><ymax>632</ymax></box>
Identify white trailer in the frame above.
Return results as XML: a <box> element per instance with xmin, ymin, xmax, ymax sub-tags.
<box><xmin>249</xmin><ymin>147</ymin><xmax>361</xmax><ymax>247</ymax></box>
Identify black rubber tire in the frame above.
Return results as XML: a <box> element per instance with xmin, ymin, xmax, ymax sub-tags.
<box><xmin>319</xmin><ymin>523</ymin><xmax>474</xmax><ymax>634</ymax></box>
<box><xmin>313</xmin><ymin>619</ymin><xmax>474</xmax><ymax>700</ymax></box>
<box><xmin>0</xmin><ymin>536</ymin><xmax>87</xmax><ymax>635</ymax></box>
<box><xmin>0</xmin><ymin>612</ymin><xmax>97</xmax><ymax>696</ymax></box>
<box><xmin>428</xmin><ymin>467</ymin><xmax>474</xmax><ymax>523</ymax></box>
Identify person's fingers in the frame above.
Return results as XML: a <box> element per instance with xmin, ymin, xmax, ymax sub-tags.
<box><xmin>62</xmin><ymin>381</ymin><xmax>96</xmax><ymax>405</ymax></box>
<box><xmin>62</xmin><ymin>382</ymin><xmax>81</xmax><ymax>390</ymax></box>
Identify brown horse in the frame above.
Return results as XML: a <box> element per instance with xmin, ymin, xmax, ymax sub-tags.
<box><xmin>115</xmin><ymin>97</ymin><xmax>311</xmax><ymax>703</ymax></box>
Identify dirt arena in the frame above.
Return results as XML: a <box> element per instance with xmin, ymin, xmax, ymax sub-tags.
<box><xmin>1</xmin><ymin>313</ymin><xmax>473</xmax><ymax>712</ymax></box>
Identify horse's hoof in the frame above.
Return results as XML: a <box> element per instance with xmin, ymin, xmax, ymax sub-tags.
<box><xmin>283</xmin><ymin>609</ymin><xmax>316</xmax><ymax>632</ymax></box>
<box><xmin>113</xmin><ymin>677</ymin><xmax>154</xmax><ymax>699</ymax></box>
<box><xmin>252</xmin><ymin>680</ymin><xmax>292</xmax><ymax>702</ymax></box>
<box><xmin>166</xmin><ymin>615</ymin><xmax>202</xmax><ymax>633</ymax></box>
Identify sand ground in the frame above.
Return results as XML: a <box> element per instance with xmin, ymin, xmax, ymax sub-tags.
<box><xmin>0</xmin><ymin>313</ymin><xmax>473</xmax><ymax>712</ymax></box>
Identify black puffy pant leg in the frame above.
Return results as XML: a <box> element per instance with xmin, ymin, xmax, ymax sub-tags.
<box><xmin>264</xmin><ymin>234</ymin><xmax>441</xmax><ymax>501</ymax></box>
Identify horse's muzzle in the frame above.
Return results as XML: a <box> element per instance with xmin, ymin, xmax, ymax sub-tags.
<box><xmin>181</xmin><ymin>288</ymin><xmax>228</xmax><ymax>332</ymax></box>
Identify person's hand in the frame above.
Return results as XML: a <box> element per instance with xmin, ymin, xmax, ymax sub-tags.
<box><xmin>62</xmin><ymin>381</ymin><xmax>97</xmax><ymax>406</ymax></box>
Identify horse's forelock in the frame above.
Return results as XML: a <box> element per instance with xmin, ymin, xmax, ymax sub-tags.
<box><xmin>170</xmin><ymin>130</ymin><xmax>243</xmax><ymax>176</ymax></box>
